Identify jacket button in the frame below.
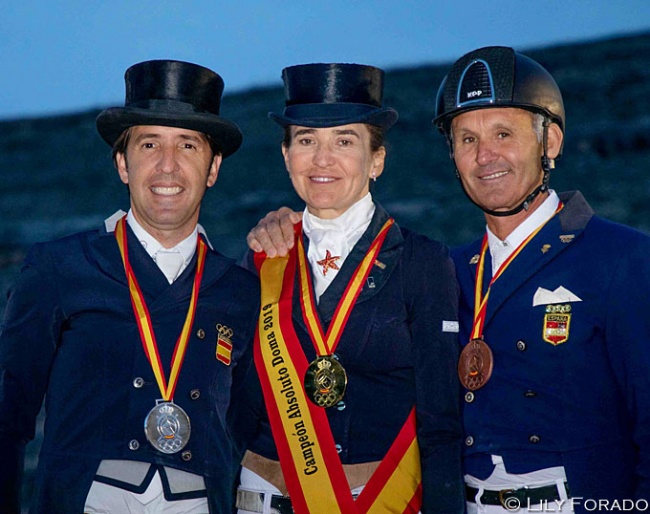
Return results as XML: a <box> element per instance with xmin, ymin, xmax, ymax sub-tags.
<box><xmin>190</xmin><ymin>389</ymin><xmax>201</xmax><ymax>400</ymax></box>
<box><xmin>524</xmin><ymin>390</ymin><xmax>537</xmax><ymax>398</ymax></box>
<box><xmin>516</xmin><ymin>340</ymin><xmax>527</xmax><ymax>351</ymax></box>
<box><xmin>196</xmin><ymin>329</ymin><xmax>206</xmax><ymax>340</ymax></box>
<box><xmin>465</xmin><ymin>391</ymin><xmax>475</xmax><ymax>403</ymax></box>
<box><xmin>132</xmin><ymin>377</ymin><xmax>144</xmax><ymax>388</ymax></box>
<box><xmin>182</xmin><ymin>451</ymin><xmax>192</xmax><ymax>461</ymax></box>
<box><xmin>465</xmin><ymin>436</ymin><xmax>474</xmax><ymax>447</ymax></box>
<box><xmin>129</xmin><ymin>439</ymin><xmax>140</xmax><ymax>450</ymax></box>
<box><xmin>529</xmin><ymin>435</ymin><xmax>541</xmax><ymax>444</ymax></box>
<box><xmin>336</xmin><ymin>401</ymin><xmax>346</xmax><ymax>411</ymax></box>
<box><xmin>335</xmin><ymin>444</ymin><xmax>342</xmax><ymax>453</ymax></box>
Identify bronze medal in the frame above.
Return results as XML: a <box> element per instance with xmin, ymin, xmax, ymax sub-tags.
<box><xmin>144</xmin><ymin>402</ymin><xmax>191</xmax><ymax>454</ymax></box>
<box><xmin>304</xmin><ymin>356</ymin><xmax>347</xmax><ymax>408</ymax></box>
<box><xmin>458</xmin><ymin>338</ymin><xmax>494</xmax><ymax>391</ymax></box>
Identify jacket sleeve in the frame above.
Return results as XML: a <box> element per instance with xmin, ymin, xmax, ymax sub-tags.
<box><xmin>402</xmin><ymin>232</ymin><xmax>464</xmax><ymax>514</ymax></box>
<box><xmin>604</xmin><ymin>233</ymin><xmax>650</xmax><ymax>500</ymax></box>
<box><xmin>227</xmin><ymin>256</ymin><xmax>263</xmax><ymax>460</ymax></box>
<box><xmin>0</xmin><ymin>244</ymin><xmax>65</xmax><ymax>512</ymax></box>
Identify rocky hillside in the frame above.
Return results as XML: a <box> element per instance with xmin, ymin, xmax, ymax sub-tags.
<box><xmin>1</xmin><ymin>32</ymin><xmax>650</xmax><ymax>506</ymax></box>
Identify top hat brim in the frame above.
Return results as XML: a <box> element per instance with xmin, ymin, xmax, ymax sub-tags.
<box><xmin>269</xmin><ymin>103</ymin><xmax>398</xmax><ymax>131</ymax></box>
<box><xmin>96</xmin><ymin>106</ymin><xmax>243</xmax><ymax>158</ymax></box>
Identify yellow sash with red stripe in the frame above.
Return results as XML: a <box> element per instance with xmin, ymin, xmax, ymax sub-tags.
<box><xmin>254</xmin><ymin>221</ymin><xmax>421</xmax><ymax>513</ymax></box>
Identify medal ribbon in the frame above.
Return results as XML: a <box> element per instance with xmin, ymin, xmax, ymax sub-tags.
<box><xmin>254</xmin><ymin>220</ymin><xmax>421</xmax><ymax>514</ymax></box>
<box><xmin>471</xmin><ymin>203</ymin><xmax>563</xmax><ymax>340</ymax></box>
<box><xmin>115</xmin><ymin>216</ymin><xmax>206</xmax><ymax>401</ymax></box>
<box><xmin>297</xmin><ymin>218</ymin><xmax>394</xmax><ymax>356</ymax></box>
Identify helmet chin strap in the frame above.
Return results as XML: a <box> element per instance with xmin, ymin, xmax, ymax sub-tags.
<box><xmin>448</xmin><ymin>119</ymin><xmax>555</xmax><ymax>218</ymax></box>
<box><xmin>456</xmin><ymin>171</ymin><xmax>549</xmax><ymax>217</ymax></box>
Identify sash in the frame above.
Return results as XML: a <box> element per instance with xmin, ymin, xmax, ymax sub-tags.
<box><xmin>254</xmin><ymin>221</ymin><xmax>421</xmax><ymax>513</ymax></box>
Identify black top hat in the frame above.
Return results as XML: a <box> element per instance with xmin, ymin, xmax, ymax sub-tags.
<box><xmin>96</xmin><ymin>60</ymin><xmax>242</xmax><ymax>158</ymax></box>
<box><xmin>269</xmin><ymin>63</ymin><xmax>398</xmax><ymax>130</ymax></box>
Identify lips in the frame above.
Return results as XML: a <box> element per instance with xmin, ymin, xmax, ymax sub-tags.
<box><xmin>150</xmin><ymin>186</ymin><xmax>183</xmax><ymax>195</ymax></box>
<box><xmin>479</xmin><ymin>170</ymin><xmax>509</xmax><ymax>181</ymax></box>
<box><xmin>310</xmin><ymin>176</ymin><xmax>336</xmax><ymax>183</ymax></box>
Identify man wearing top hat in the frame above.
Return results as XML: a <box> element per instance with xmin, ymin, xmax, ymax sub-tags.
<box><xmin>0</xmin><ymin>60</ymin><xmax>259</xmax><ymax>513</ymax></box>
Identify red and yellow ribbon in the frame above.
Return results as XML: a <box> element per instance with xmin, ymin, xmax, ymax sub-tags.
<box><xmin>471</xmin><ymin>203</ymin><xmax>563</xmax><ymax>340</ymax></box>
<box><xmin>297</xmin><ymin>218</ymin><xmax>394</xmax><ymax>357</ymax></box>
<box><xmin>115</xmin><ymin>216</ymin><xmax>206</xmax><ymax>401</ymax></box>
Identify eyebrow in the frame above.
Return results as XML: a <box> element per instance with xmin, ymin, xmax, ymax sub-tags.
<box><xmin>292</xmin><ymin>128</ymin><xmax>361</xmax><ymax>138</ymax></box>
<box><xmin>333</xmin><ymin>129</ymin><xmax>361</xmax><ymax>138</ymax></box>
<box><xmin>132</xmin><ymin>132</ymin><xmax>205</xmax><ymax>144</ymax></box>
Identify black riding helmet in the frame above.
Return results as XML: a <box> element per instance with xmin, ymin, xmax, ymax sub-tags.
<box><xmin>433</xmin><ymin>46</ymin><xmax>565</xmax><ymax>217</ymax></box>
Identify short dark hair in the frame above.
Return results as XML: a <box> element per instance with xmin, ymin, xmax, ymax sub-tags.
<box><xmin>111</xmin><ymin>126</ymin><xmax>221</xmax><ymax>167</ymax></box>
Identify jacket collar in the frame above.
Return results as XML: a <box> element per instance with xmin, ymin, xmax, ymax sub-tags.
<box><xmin>301</xmin><ymin>202</ymin><xmax>404</xmax><ymax>324</ymax></box>
<box><xmin>89</xmin><ymin>215</ymin><xmax>234</xmax><ymax>310</ymax></box>
<box><xmin>459</xmin><ymin>191</ymin><xmax>594</xmax><ymax>327</ymax></box>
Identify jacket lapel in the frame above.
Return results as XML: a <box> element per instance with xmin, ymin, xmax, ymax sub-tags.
<box><xmin>293</xmin><ymin>203</ymin><xmax>404</xmax><ymax>328</ymax></box>
<box><xmin>88</xmin><ymin>219</ymin><xmax>234</xmax><ymax>311</ymax></box>
<box><xmin>481</xmin><ymin>191</ymin><xmax>594</xmax><ymax>326</ymax></box>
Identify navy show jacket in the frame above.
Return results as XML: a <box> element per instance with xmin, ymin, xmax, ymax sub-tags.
<box><xmin>0</xmin><ymin>219</ymin><xmax>260</xmax><ymax>513</ymax></box>
<box><xmin>452</xmin><ymin>191</ymin><xmax>650</xmax><ymax>510</ymax></box>
<box><xmin>241</xmin><ymin>204</ymin><xmax>465</xmax><ymax>513</ymax></box>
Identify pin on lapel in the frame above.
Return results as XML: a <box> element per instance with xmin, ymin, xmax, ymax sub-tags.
<box><xmin>469</xmin><ymin>254</ymin><xmax>480</xmax><ymax>264</ymax></box>
<box><xmin>216</xmin><ymin>324</ymin><xmax>233</xmax><ymax>365</ymax></box>
<box><xmin>541</xmin><ymin>244</ymin><xmax>551</xmax><ymax>254</ymax></box>
<box><xmin>374</xmin><ymin>260</ymin><xmax>386</xmax><ymax>270</ymax></box>
<box><xmin>559</xmin><ymin>234</ymin><xmax>575</xmax><ymax>243</ymax></box>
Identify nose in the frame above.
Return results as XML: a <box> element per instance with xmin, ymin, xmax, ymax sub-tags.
<box><xmin>157</xmin><ymin>145</ymin><xmax>180</xmax><ymax>173</ymax></box>
<box><xmin>312</xmin><ymin>144</ymin><xmax>334</xmax><ymax>168</ymax></box>
<box><xmin>476</xmin><ymin>139</ymin><xmax>498</xmax><ymax>166</ymax></box>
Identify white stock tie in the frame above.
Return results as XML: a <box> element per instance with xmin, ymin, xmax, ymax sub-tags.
<box><xmin>155</xmin><ymin>250</ymin><xmax>184</xmax><ymax>284</ymax></box>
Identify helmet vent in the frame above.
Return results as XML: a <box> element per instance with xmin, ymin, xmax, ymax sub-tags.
<box><xmin>456</xmin><ymin>59</ymin><xmax>495</xmax><ymax>108</ymax></box>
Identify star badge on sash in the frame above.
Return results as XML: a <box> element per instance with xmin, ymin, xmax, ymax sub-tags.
<box><xmin>317</xmin><ymin>250</ymin><xmax>341</xmax><ymax>276</ymax></box>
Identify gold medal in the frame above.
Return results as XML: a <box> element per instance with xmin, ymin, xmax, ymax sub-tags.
<box><xmin>304</xmin><ymin>356</ymin><xmax>347</xmax><ymax>408</ymax></box>
<box><xmin>458</xmin><ymin>338</ymin><xmax>494</xmax><ymax>391</ymax></box>
<box><xmin>144</xmin><ymin>401</ymin><xmax>191</xmax><ymax>454</ymax></box>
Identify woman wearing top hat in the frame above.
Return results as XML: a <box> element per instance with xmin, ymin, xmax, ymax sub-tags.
<box><xmin>235</xmin><ymin>63</ymin><xmax>464</xmax><ymax>514</ymax></box>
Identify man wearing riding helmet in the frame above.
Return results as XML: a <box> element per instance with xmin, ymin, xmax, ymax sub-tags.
<box><xmin>435</xmin><ymin>46</ymin><xmax>650</xmax><ymax>513</ymax></box>
<box><xmin>245</xmin><ymin>45</ymin><xmax>650</xmax><ymax>513</ymax></box>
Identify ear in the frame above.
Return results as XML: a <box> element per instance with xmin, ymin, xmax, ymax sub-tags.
<box><xmin>546</xmin><ymin>123</ymin><xmax>564</xmax><ymax>160</ymax></box>
<box><xmin>206</xmin><ymin>154</ymin><xmax>222</xmax><ymax>188</ymax></box>
<box><xmin>370</xmin><ymin>146</ymin><xmax>386</xmax><ymax>180</ymax></box>
<box><xmin>116</xmin><ymin>152</ymin><xmax>129</xmax><ymax>185</ymax></box>
<box><xmin>281</xmin><ymin>143</ymin><xmax>291</xmax><ymax>172</ymax></box>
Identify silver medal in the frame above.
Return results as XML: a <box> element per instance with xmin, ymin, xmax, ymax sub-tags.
<box><xmin>144</xmin><ymin>401</ymin><xmax>191</xmax><ymax>454</ymax></box>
